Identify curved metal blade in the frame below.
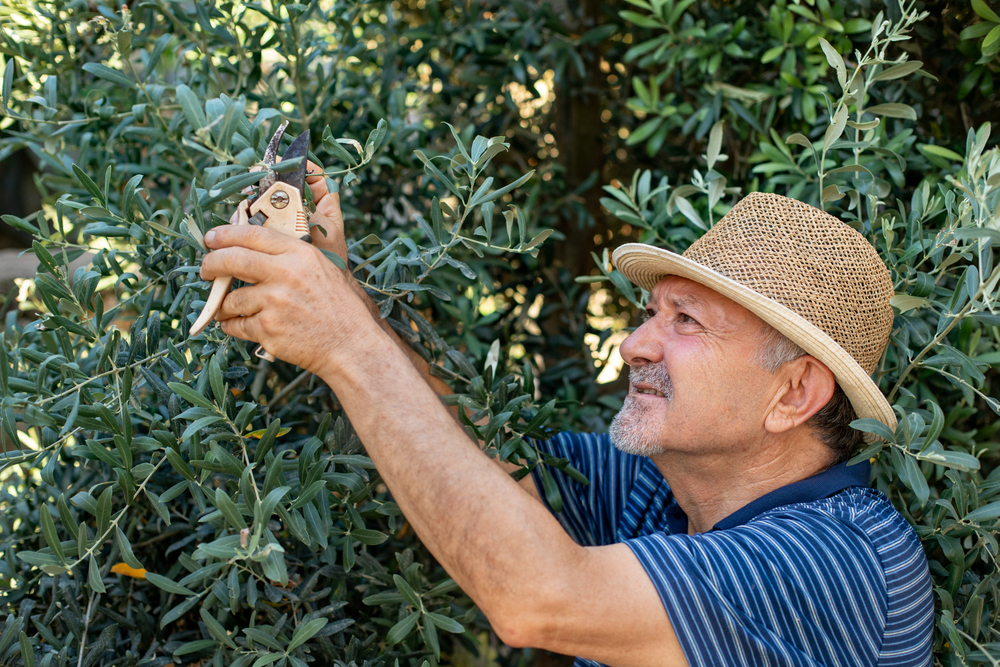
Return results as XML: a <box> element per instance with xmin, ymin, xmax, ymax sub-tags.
<box><xmin>277</xmin><ymin>129</ymin><xmax>310</xmax><ymax>195</ymax></box>
<box><xmin>256</xmin><ymin>120</ymin><xmax>289</xmax><ymax>197</ymax></box>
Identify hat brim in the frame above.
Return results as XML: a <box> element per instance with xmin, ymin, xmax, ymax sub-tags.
<box><xmin>612</xmin><ymin>243</ymin><xmax>896</xmax><ymax>432</ymax></box>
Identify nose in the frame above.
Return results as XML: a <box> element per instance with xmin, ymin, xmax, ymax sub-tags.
<box><xmin>619</xmin><ymin>319</ymin><xmax>663</xmax><ymax>367</ymax></box>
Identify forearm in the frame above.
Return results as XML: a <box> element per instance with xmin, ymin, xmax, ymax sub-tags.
<box><xmin>347</xmin><ymin>277</ymin><xmax>454</xmax><ymax>397</ymax></box>
<box><xmin>317</xmin><ymin>321</ymin><xmax>578</xmax><ymax>620</ymax></box>
<box><xmin>345</xmin><ymin>279</ymin><xmax>541</xmax><ymax>493</ymax></box>
<box><xmin>205</xmin><ymin>222</ymin><xmax>683</xmax><ymax>666</ymax></box>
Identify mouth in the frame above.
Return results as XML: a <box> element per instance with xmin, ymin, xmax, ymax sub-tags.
<box><xmin>631</xmin><ymin>384</ymin><xmax>668</xmax><ymax>398</ymax></box>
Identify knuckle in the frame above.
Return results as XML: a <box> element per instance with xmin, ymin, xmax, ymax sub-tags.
<box><xmin>243</xmin><ymin>225</ymin><xmax>263</xmax><ymax>242</ymax></box>
<box><xmin>215</xmin><ymin>248</ymin><xmax>239</xmax><ymax>273</ymax></box>
<box><xmin>224</xmin><ymin>290</ymin><xmax>243</xmax><ymax>314</ymax></box>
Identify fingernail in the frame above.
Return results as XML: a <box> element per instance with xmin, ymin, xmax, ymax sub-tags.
<box><xmin>205</xmin><ymin>230</ymin><xmax>216</xmax><ymax>246</ymax></box>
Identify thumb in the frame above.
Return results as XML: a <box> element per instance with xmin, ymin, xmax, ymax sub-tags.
<box><xmin>311</xmin><ymin>190</ymin><xmax>347</xmax><ymax>260</ymax></box>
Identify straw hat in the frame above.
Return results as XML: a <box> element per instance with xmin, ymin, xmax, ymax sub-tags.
<box><xmin>612</xmin><ymin>191</ymin><xmax>896</xmax><ymax>430</ymax></box>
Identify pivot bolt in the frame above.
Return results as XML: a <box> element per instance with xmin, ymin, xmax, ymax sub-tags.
<box><xmin>270</xmin><ymin>190</ymin><xmax>290</xmax><ymax>209</ymax></box>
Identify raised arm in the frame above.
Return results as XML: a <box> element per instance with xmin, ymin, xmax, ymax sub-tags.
<box><xmin>303</xmin><ymin>169</ymin><xmax>453</xmax><ymax>398</ymax></box>
<box><xmin>302</xmin><ymin>172</ymin><xmax>539</xmax><ymax>497</ymax></box>
<box><xmin>200</xmin><ymin>216</ymin><xmax>687</xmax><ymax>667</ymax></box>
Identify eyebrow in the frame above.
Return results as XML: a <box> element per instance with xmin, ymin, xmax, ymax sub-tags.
<box><xmin>645</xmin><ymin>292</ymin><xmax>705</xmax><ymax>311</ymax></box>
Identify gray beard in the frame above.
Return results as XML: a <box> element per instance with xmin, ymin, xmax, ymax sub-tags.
<box><xmin>608</xmin><ymin>364</ymin><xmax>674</xmax><ymax>457</ymax></box>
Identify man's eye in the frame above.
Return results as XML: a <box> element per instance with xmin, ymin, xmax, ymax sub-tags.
<box><xmin>642</xmin><ymin>309</ymin><xmax>655</xmax><ymax>321</ymax></box>
<box><xmin>677</xmin><ymin>313</ymin><xmax>697</xmax><ymax>324</ymax></box>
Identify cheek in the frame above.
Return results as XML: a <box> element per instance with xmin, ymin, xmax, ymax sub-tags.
<box><xmin>670</xmin><ymin>345</ymin><xmax>758</xmax><ymax>412</ymax></box>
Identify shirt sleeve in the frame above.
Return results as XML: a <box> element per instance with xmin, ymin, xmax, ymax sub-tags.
<box><xmin>529</xmin><ymin>432</ymin><xmax>645</xmax><ymax>547</ymax></box>
<box><xmin>626</xmin><ymin>508</ymin><xmax>890</xmax><ymax>667</ymax></box>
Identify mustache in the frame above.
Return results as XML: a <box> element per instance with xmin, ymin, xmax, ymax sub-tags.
<box><xmin>628</xmin><ymin>363</ymin><xmax>673</xmax><ymax>399</ymax></box>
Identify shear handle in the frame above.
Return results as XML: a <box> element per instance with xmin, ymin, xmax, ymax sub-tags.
<box><xmin>189</xmin><ymin>200</ymin><xmax>249</xmax><ymax>336</ymax></box>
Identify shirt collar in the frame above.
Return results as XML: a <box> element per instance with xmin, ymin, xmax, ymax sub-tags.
<box><xmin>711</xmin><ymin>460</ymin><xmax>871</xmax><ymax>531</ymax></box>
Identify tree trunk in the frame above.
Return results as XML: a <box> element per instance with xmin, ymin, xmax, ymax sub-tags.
<box><xmin>552</xmin><ymin>0</ymin><xmax>607</xmax><ymax>278</ymax></box>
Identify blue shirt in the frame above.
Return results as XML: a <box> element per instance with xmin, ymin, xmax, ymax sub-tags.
<box><xmin>531</xmin><ymin>432</ymin><xmax>934</xmax><ymax>667</ymax></box>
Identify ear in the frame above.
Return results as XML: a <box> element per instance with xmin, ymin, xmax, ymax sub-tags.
<box><xmin>763</xmin><ymin>356</ymin><xmax>836</xmax><ymax>435</ymax></box>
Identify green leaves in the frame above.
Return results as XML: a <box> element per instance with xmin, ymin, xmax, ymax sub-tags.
<box><xmin>965</xmin><ymin>501</ymin><xmax>1000</xmax><ymax>523</ymax></box>
<box><xmin>176</xmin><ymin>84</ymin><xmax>206</xmax><ymax>129</ymax></box>
<box><xmin>161</xmin><ymin>595</ymin><xmax>200</xmax><ymax>629</ymax></box>
<box><xmin>168</xmin><ymin>382</ymin><xmax>215</xmax><ymax>410</ymax></box>
<box><xmin>1</xmin><ymin>57</ymin><xmax>13</xmax><ymax>112</ymax></box>
<box><xmin>322</xmin><ymin>125</ymin><xmax>358</xmax><ymax>166</ymax></box>
<box><xmin>214</xmin><ymin>487</ymin><xmax>247</xmax><ymax>529</ymax></box>
<box><xmin>818</xmin><ymin>38</ymin><xmax>847</xmax><ymax>91</ymax></box>
<box><xmin>475</xmin><ymin>170</ymin><xmax>535</xmax><ymax>207</ymax></box>
<box><xmin>864</xmin><ymin>103</ymin><xmax>918</xmax><ymax>121</ymax></box>
<box><xmin>116</xmin><ymin>526</ymin><xmax>143</xmax><ymax>569</ymax></box>
<box><xmin>386</xmin><ymin>611</ymin><xmax>420</xmax><ymax>646</ymax></box>
<box><xmin>973</xmin><ymin>0</ymin><xmax>1000</xmax><ymax>23</ymax></box>
<box><xmin>201</xmin><ymin>171</ymin><xmax>266</xmax><ymax>206</ymax></box>
<box><xmin>38</xmin><ymin>505</ymin><xmax>64</xmax><ymax>564</ymax></box>
<box><xmin>287</xmin><ymin>618</ymin><xmax>327</xmax><ymax>651</ymax></box>
<box><xmin>200</xmin><ymin>608</ymin><xmax>237</xmax><ymax>649</ymax></box>
<box><xmin>81</xmin><ymin>62</ymin><xmax>137</xmax><ymax>90</ymax></box>
<box><xmin>146</xmin><ymin>572</ymin><xmax>196</xmax><ymax>596</ymax></box>
<box><xmin>872</xmin><ymin>60</ymin><xmax>924</xmax><ymax>82</ymax></box>
<box><xmin>72</xmin><ymin>164</ymin><xmax>106</xmax><ymax>206</ymax></box>
<box><xmin>88</xmin><ymin>555</ymin><xmax>106</xmax><ymax>593</ymax></box>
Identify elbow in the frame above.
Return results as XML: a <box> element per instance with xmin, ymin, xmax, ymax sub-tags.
<box><xmin>490</xmin><ymin>609</ymin><xmax>545</xmax><ymax>649</ymax></box>
<box><xmin>484</xmin><ymin>580</ymin><xmax>570</xmax><ymax>650</ymax></box>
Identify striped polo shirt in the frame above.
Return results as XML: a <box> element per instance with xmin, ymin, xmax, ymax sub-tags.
<box><xmin>531</xmin><ymin>431</ymin><xmax>933</xmax><ymax>667</ymax></box>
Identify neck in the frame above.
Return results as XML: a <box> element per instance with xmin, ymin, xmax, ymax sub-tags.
<box><xmin>651</xmin><ymin>431</ymin><xmax>834</xmax><ymax>534</ymax></box>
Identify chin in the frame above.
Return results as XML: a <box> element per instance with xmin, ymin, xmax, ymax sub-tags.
<box><xmin>608</xmin><ymin>396</ymin><xmax>669</xmax><ymax>457</ymax></box>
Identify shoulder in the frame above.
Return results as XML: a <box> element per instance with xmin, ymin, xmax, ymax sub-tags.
<box><xmin>743</xmin><ymin>487</ymin><xmax>933</xmax><ymax>663</ymax></box>
<box><xmin>758</xmin><ymin>487</ymin><xmax>927</xmax><ymax>571</ymax></box>
<box><xmin>746</xmin><ymin>487</ymin><xmax>929</xmax><ymax>593</ymax></box>
<box><xmin>628</xmin><ymin>487</ymin><xmax>932</xmax><ymax>665</ymax></box>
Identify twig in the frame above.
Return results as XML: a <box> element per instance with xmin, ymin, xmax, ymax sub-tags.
<box><xmin>269</xmin><ymin>369</ymin><xmax>312</xmax><ymax>405</ymax></box>
<box><xmin>34</xmin><ymin>347</ymin><xmax>174</xmax><ymax>406</ymax></box>
<box><xmin>888</xmin><ymin>263</ymin><xmax>1000</xmax><ymax>402</ymax></box>
<box><xmin>250</xmin><ymin>358</ymin><xmax>270</xmax><ymax>400</ymax></box>
<box><xmin>76</xmin><ymin>592</ymin><xmax>95</xmax><ymax>667</ymax></box>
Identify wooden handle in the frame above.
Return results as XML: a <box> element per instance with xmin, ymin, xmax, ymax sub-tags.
<box><xmin>189</xmin><ymin>200</ymin><xmax>249</xmax><ymax>336</ymax></box>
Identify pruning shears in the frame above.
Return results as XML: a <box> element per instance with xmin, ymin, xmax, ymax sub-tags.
<box><xmin>190</xmin><ymin>122</ymin><xmax>313</xmax><ymax>361</ymax></box>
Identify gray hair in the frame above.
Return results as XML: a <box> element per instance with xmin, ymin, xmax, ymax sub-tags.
<box><xmin>752</xmin><ymin>322</ymin><xmax>863</xmax><ymax>463</ymax></box>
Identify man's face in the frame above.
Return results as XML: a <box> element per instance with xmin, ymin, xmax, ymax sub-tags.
<box><xmin>609</xmin><ymin>276</ymin><xmax>778</xmax><ymax>458</ymax></box>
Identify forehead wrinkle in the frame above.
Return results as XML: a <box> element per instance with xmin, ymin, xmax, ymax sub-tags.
<box><xmin>670</xmin><ymin>293</ymin><xmax>703</xmax><ymax>310</ymax></box>
<box><xmin>648</xmin><ymin>280</ymin><xmax>708</xmax><ymax>312</ymax></box>
<box><xmin>649</xmin><ymin>277</ymin><xmax>757</xmax><ymax>332</ymax></box>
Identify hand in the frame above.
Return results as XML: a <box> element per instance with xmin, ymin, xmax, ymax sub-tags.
<box><xmin>199</xmin><ymin>224</ymin><xmax>379</xmax><ymax>377</ymax></box>
<box><xmin>305</xmin><ymin>161</ymin><xmax>348</xmax><ymax>264</ymax></box>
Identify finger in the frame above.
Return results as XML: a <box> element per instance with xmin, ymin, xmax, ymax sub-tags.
<box><xmin>200</xmin><ymin>246</ymin><xmax>277</xmax><ymax>284</ymax></box>
<box><xmin>306</xmin><ymin>162</ymin><xmax>333</xmax><ymax>204</ymax></box>
<box><xmin>219</xmin><ymin>313</ymin><xmax>263</xmax><ymax>345</ymax></box>
<box><xmin>311</xmin><ymin>191</ymin><xmax>346</xmax><ymax>247</ymax></box>
<box><xmin>205</xmin><ymin>223</ymin><xmax>305</xmax><ymax>255</ymax></box>
<box><xmin>305</xmin><ymin>160</ymin><xmax>325</xmax><ymax>184</ymax></box>
<box><xmin>215</xmin><ymin>284</ymin><xmax>267</xmax><ymax>321</ymax></box>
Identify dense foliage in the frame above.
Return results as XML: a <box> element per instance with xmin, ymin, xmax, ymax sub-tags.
<box><xmin>602</xmin><ymin>3</ymin><xmax>1000</xmax><ymax>664</ymax></box>
<box><xmin>0</xmin><ymin>0</ymin><xmax>998</xmax><ymax>665</ymax></box>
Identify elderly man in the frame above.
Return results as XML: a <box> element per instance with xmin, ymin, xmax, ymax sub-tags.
<box><xmin>200</xmin><ymin>179</ymin><xmax>933</xmax><ymax>666</ymax></box>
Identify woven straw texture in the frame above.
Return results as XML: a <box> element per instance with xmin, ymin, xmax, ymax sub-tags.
<box><xmin>682</xmin><ymin>192</ymin><xmax>894</xmax><ymax>374</ymax></box>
